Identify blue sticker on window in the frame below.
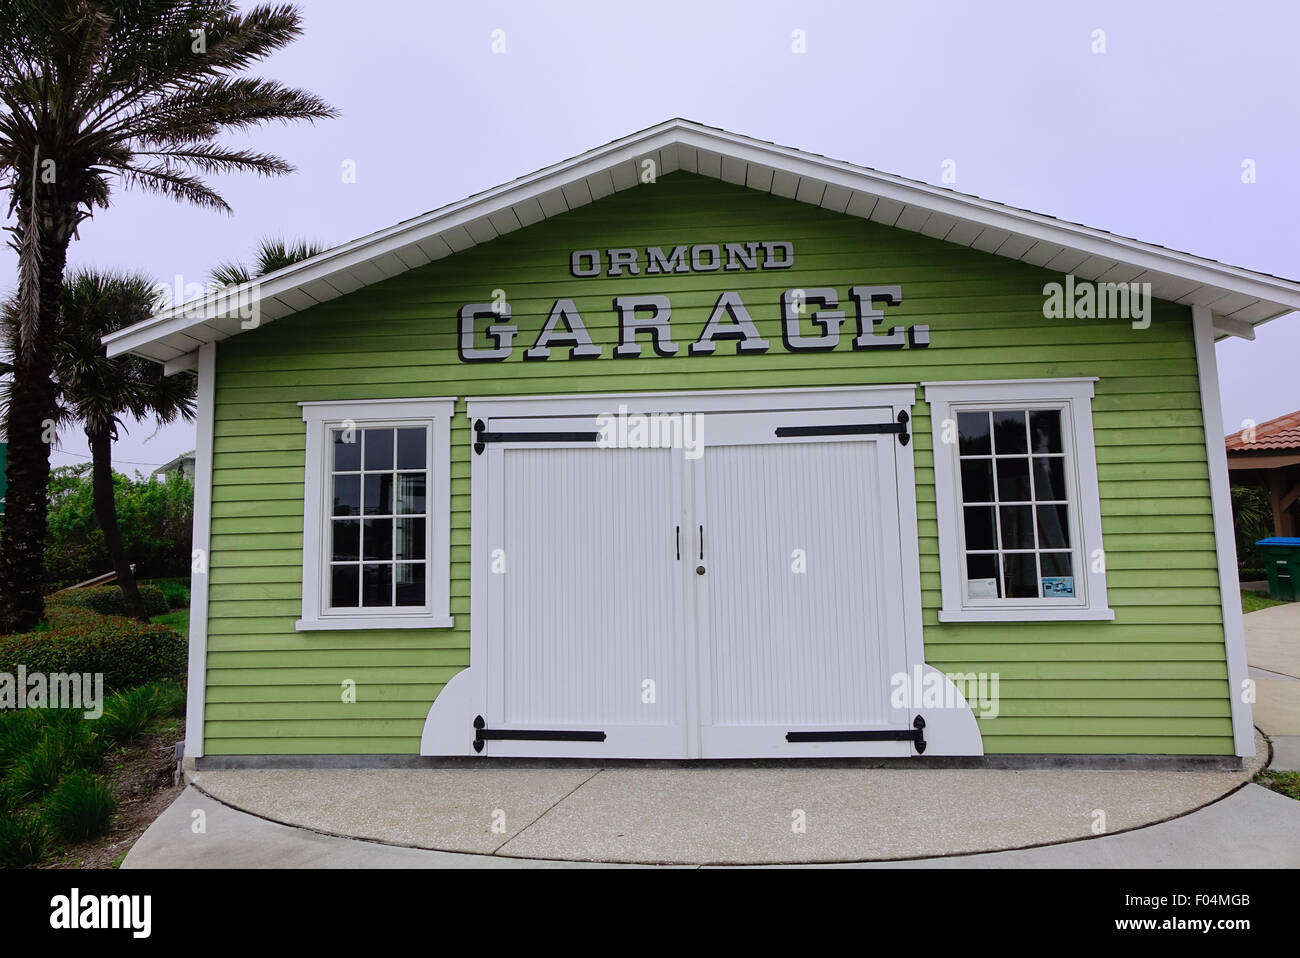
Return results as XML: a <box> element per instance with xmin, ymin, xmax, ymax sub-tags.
<box><xmin>1042</xmin><ymin>576</ymin><xmax>1075</xmax><ymax>597</ymax></box>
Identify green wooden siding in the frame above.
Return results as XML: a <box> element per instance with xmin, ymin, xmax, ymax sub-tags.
<box><xmin>204</xmin><ymin>172</ymin><xmax>1233</xmax><ymax>755</ymax></box>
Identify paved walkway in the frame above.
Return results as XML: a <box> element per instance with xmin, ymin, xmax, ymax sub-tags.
<box><xmin>124</xmin><ymin>779</ymin><xmax>1300</xmax><ymax>868</ymax></box>
<box><xmin>1244</xmin><ymin>601</ymin><xmax>1300</xmax><ymax>771</ymax></box>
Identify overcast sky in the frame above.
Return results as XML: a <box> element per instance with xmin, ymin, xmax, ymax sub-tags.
<box><xmin>6</xmin><ymin>0</ymin><xmax>1297</xmax><ymax>474</ymax></box>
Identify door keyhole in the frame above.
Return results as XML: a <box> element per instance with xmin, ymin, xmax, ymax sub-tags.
<box><xmin>696</xmin><ymin>565</ymin><xmax>706</xmax><ymax>575</ymax></box>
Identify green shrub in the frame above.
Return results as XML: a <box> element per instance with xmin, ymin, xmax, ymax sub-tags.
<box><xmin>48</xmin><ymin>584</ymin><xmax>169</xmax><ymax>618</ymax></box>
<box><xmin>0</xmin><ymin>612</ymin><xmax>185</xmax><ymax>693</ymax></box>
<box><xmin>144</xmin><ymin>578</ymin><xmax>190</xmax><ymax>610</ymax></box>
<box><xmin>8</xmin><ymin>735</ymin><xmax>71</xmax><ymax>802</ymax></box>
<box><xmin>0</xmin><ymin>710</ymin><xmax>45</xmax><ymax>773</ymax></box>
<box><xmin>0</xmin><ymin>811</ymin><xmax>50</xmax><ymax>867</ymax></box>
<box><xmin>44</xmin><ymin>770</ymin><xmax>117</xmax><ymax>842</ymax></box>
<box><xmin>43</xmin><ymin>465</ymin><xmax>194</xmax><ymax>591</ymax></box>
<box><xmin>96</xmin><ymin>686</ymin><xmax>165</xmax><ymax>747</ymax></box>
<box><xmin>139</xmin><ymin>679</ymin><xmax>187</xmax><ymax>719</ymax></box>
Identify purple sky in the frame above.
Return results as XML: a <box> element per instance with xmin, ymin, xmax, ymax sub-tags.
<box><xmin>7</xmin><ymin>0</ymin><xmax>1298</xmax><ymax>473</ymax></box>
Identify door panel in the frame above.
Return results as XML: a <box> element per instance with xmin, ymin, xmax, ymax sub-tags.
<box><xmin>487</xmin><ymin>440</ymin><xmax>688</xmax><ymax>757</ymax></box>
<box><xmin>692</xmin><ymin>411</ymin><xmax>913</xmax><ymax>757</ymax></box>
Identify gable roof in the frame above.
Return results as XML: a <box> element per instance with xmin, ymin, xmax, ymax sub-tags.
<box><xmin>1226</xmin><ymin>410</ymin><xmax>1300</xmax><ymax>453</ymax></box>
<box><xmin>103</xmin><ymin>118</ymin><xmax>1300</xmax><ymax>368</ymax></box>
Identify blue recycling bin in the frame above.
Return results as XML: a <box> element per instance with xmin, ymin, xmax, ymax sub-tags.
<box><xmin>1256</xmin><ymin>537</ymin><xmax>1300</xmax><ymax>602</ymax></box>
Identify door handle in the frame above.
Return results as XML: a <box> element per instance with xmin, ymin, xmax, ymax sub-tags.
<box><xmin>698</xmin><ymin>524</ymin><xmax>704</xmax><ymax>560</ymax></box>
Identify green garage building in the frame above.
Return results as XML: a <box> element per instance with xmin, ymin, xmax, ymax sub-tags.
<box><xmin>105</xmin><ymin>120</ymin><xmax>1300</xmax><ymax>764</ymax></box>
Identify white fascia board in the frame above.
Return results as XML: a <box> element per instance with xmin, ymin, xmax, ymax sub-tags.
<box><xmin>679</xmin><ymin>125</ymin><xmax>1300</xmax><ymax>312</ymax></box>
<box><xmin>103</xmin><ymin>122</ymin><xmax>685</xmax><ymax>358</ymax></box>
<box><xmin>102</xmin><ymin>118</ymin><xmax>1300</xmax><ymax>359</ymax></box>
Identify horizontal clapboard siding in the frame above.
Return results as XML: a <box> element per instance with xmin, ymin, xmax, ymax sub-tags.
<box><xmin>204</xmin><ymin>172</ymin><xmax>1232</xmax><ymax>755</ymax></box>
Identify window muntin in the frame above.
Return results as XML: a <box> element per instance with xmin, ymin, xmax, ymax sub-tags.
<box><xmin>327</xmin><ymin>425</ymin><xmax>430</xmax><ymax>611</ymax></box>
<box><xmin>955</xmin><ymin>407</ymin><xmax>1078</xmax><ymax>604</ymax></box>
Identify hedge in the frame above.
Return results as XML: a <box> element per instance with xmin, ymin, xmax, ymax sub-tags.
<box><xmin>46</xmin><ymin>584</ymin><xmax>169</xmax><ymax>619</ymax></box>
<box><xmin>0</xmin><ymin>605</ymin><xmax>185</xmax><ymax>693</ymax></box>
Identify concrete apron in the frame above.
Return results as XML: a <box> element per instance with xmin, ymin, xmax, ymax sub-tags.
<box><xmin>156</xmin><ymin>729</ymin><xmax>1271</xmax><ymax>866</ymax></box>
<box><xmin>1244</xmin><ymin>602</ymin><xmax>1300</xmax><ymax>772</ymax></box>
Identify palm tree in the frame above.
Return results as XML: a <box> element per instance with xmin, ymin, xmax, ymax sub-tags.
<box><xmin>0</xmin><ymin>1</ymin><xmax>335</xmax><ymax>631</ymax></box>
<box><xmin>3</xmin><ymin>269</ymin><xmax>195</xmax><ymax>621</ymax></box>
<box><xmin>211</xmin><ymin>236</ymin><xmax>325</xmax><ymax>288</ymax></box>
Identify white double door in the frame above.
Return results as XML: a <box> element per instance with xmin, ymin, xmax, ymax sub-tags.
<box><xmin>481</xmin><ymin>402</ymin><xmax>917</xmax><ymax>758</ymax></box>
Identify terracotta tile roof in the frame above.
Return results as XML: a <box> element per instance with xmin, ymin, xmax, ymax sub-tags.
<box><xmin>1226</xmin><ymin>409</ymin><xmax>1300</xmax><ymax>452</ymax></box>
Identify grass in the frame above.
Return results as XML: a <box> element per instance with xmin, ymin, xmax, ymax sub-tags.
<box><xmin>150</xmin><ymin>609</ymin><xmax>189</xmax><ymax>640</ymax></box>
<box><xmin>1241</xmin><ymin>589</ymin><xmax>1291</xmax><ymax>613</ymax></box>
<box><xmin>1255</xmin><ymin>769</ymin><xmax>1300</xmax><ymax>801</ymax></box>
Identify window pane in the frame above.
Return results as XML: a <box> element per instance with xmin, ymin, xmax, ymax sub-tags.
<box><xmin>1003</xmin><ymin>553</ymin><xmax>1038</xmax><ymax>598</ymax></box>
<box><xmin>362</xmin><ymin>518</ymin><xmax>393</xmax><ymax>561</ymax></box>
<box><xmin>395</xmin><ymin>563</ymin><xmax>426</xmax><ymax>606</ymax></box>
<box><xmin>1040</xmin><ymin>552</ymin><xmax>1075</xmax><ymax>596</ymax></box>
<box><xmin>965</xmin><ymin>553</ymin><xmax>1001</xmax><ymax>599</ymax></box>
<box><xmin>332</xmin><ymin>519</ymin><xmax>359</xmax><ymax>561</ymax></box>
<box><xmin>1030</xmin><ymin>410</ymin><xmax>1063</xmax><ymax>453</ymax></box>
<box><xmin>333</xmin><ymin>475</ymin><xmax>361</xmax><ymax>516</ymax></box>
<box><xmin>999</xmin><ymin>505</ymin><xmax>1035</xmax><ymax>549</ymax></box>
<box><xmin>957</xmin><ymin>412</ymin><xmax>991</xmax><ymax>455</ymax></box>
<box><xmin>963</xmin><ymin>506</ymin><xmax>997</xmax><ymax>551</ymax></box>
<box><xmin>361</xmin><ymin>564</ymin><xmax>392</xmax><ymax>607</ymax></box>
<box><xmin>363</xmin><ymin>428</ymin><xmax>395</xmax><ymax>471</ymax></box>
<box><xmin>330</xmin><ymin>565</ymin><xmax>359</xmax><ymax>608</ymax></box>
<box><xmin>1032</xmin><ymin>456</ymin><xmax>1067</xmax><ymax>501</ymax></box>
<box><xmin>959</xmin><ymin>459</ymin><xmax>994</xmax><ymax>503</ymax></box>
<box><xmin>992</xmin><ymin>411</ymin><xmax>1027</xmax><ymax>454</ymax></box>
<box><xmin>1036</xmin><ymin>504</ymin><xmax>1071</xmax><ymax>549</ymax></box>
<box><xmin>395</xmin><ymin>518</ymin><xmax>426</xmax><ymax>560</ymax></box>
<box><xmin>395</xmin><ymin>473</ymin><xmax>426</xmax><ymax>515</ymax></box>
<box><xmin>332</xmin><ymin>429</ymin><xmax>360</xmax><ymax>471</ymax></box>
<box><xmin>995</xmin><ymin>457</ymin><xmax>1032</xmax><ymax>501</ymax></box>
<box><xmin>364</xmin><ymin>474</ymin><xmax>394</xmax><ymax>515</ymax></box>
<box><xmin>396</xmin><ymin>428</ymin><xmax>427</xmax><ymax>470</ymax></box>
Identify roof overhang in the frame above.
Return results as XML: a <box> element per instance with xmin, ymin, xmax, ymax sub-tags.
<box><xmin>104</xmin><ymin>118</ymin><xmax>1300</xmax><ymax>366</ymax></box>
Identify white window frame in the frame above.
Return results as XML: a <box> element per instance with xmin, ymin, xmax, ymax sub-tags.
<box><xmin>923</xmin><ymin>378</ymin><xmax>1113</xmax><ymax>623</ymax></box>
<box><xmin>297</xmin><ymin>398</ymin><xmax>455</xmax><ymax>631</ymax></box>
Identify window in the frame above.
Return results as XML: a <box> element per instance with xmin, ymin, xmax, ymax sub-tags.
<box><xmin>298</xmin><ymin>399</ymin><xmax>454</xmax><ymax>630</ymax></box>
<box><xmin>923</xmin><ymin>379</ymin><xmax>1113</xmax><ymax>622</ymax></box>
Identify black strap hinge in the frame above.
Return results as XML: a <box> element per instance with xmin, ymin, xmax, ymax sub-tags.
<box><xmin>774</xmin><ymin>410</ymin><xmax>910</xmax><ymax>446</ymax></box>
<box><xmin>785</xmin><ymin>714</ymin><xmax>927</xmax><ymax>753</ymax></box>
<box><xmin>472</xmin><ymin>715</ymin><xmax>607</xmax><ymax>753</ymax></box>
<box><xmin>474</xmin><ymin>419</ymin><xmax>600</xmax><ymax>455</ymax></box>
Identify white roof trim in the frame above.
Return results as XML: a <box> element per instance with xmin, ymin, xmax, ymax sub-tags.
<box><xmin>104</xmin><ymin>118</ymin><xmax>1300</xmax><ymax>361</ymax></box>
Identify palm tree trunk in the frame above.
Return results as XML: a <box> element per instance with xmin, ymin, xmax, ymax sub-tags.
<box><xmin>0</xmin><ymin>216</ymin><xmax>69</xmax><ymax>634</ymax></box>
<box><xmin>86</xmin><ymin>427</ymin><xmax>148</xmax><ymax>623</ymax></box>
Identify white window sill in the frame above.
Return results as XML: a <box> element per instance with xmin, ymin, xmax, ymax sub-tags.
<box><xmin>938</xmin><ymin>607</ymin><xmax>1115</xmax><ymax>623</ymax></box>
<box><xmin>296</xmin><ymin>614</ymin><xmax>455</xmax><ymax>631</ymax></box>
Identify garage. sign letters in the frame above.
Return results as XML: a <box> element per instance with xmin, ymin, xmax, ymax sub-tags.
<box><xmin>457</xmin><ymin>241</ymin><xmax>931</xmax><ymax>362</ymax></box>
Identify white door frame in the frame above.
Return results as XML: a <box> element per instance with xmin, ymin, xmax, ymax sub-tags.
<box><xmin>420</xmin><ymin>384</ymin><xmax>983</xmax><ymax>757</ymax></box>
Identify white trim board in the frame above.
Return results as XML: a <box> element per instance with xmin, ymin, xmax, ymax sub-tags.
<box><xmin>296</xmin><ymin>398</ymin><xmax>455</xmax><ymax>632</ymax></box>
<box><xmin>184</xmin><ymin>342</ymin><xmax>216</xmax><ymax>759</ymax></box>
<box><xmin>102</xmin><ymin>118</ymin><xmax>1300</xmax><ymax>363</ymax></box>
<box><xmin>1192</xmin><ymin>306</ymin><xmax>1256</xmax><ymax>758</ymax></box>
